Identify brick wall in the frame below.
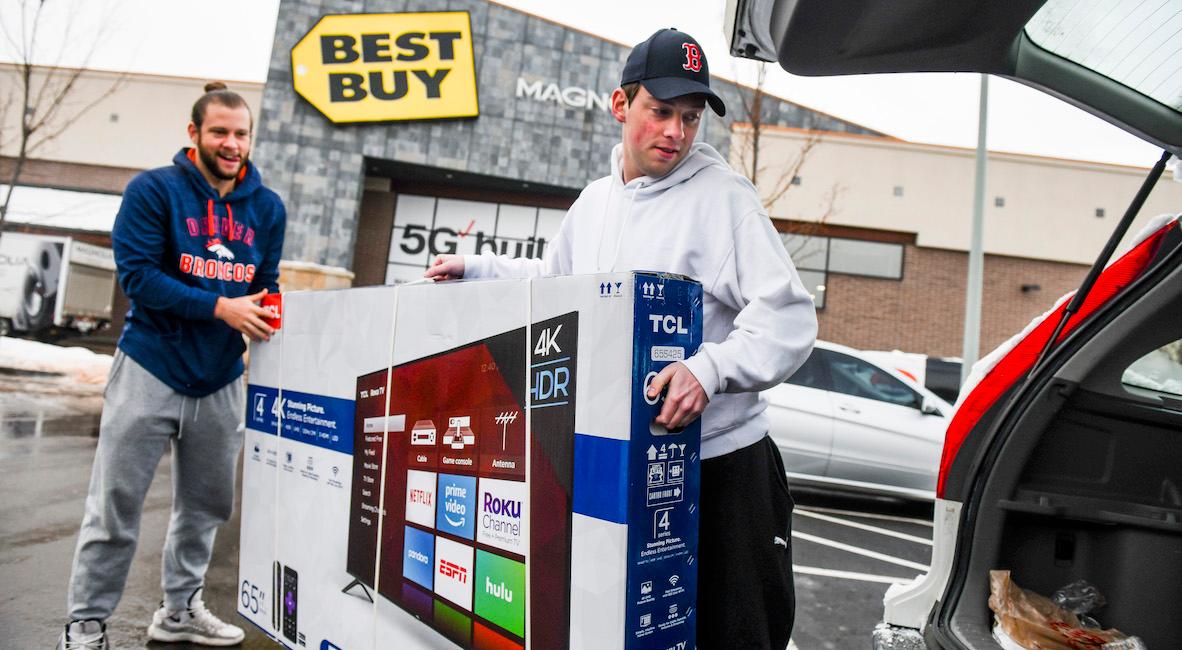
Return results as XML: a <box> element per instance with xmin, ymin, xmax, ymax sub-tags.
<box><xmin>817</xmin><ymin>246</ymin><xmax>1088</xmax><ymax>358</ymax></box>
<box><xmin>0</xmin><ymin>157</ymin><xmax>136</xmax><ymax>194</ymax></box>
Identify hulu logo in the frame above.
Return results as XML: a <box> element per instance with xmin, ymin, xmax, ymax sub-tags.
<box><xmin>486</xmin><ymin>576</ymin><xmax>514</xmax><ymax>603</ymax></box>
<box><xmin>474</xmin><ymin>550</ymin><xmax>524</xmax><ymax>637</ymax></box>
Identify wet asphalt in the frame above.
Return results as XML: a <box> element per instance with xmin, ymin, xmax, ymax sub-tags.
<box><xmin>0</xmin><ymin>383</ymin><xmax>934</xmax><ymax>650</ymax></box>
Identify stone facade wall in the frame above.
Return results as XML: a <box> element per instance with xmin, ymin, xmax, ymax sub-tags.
<box><xmin>257</xmin><ymin>0</ymin><xmax>879</xmax><ymax>268</ymax></box>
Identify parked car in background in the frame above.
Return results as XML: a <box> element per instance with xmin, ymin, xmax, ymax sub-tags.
<box><xmin>730</xmin><ymin>0</ymin><xmax>1182</xmax><ymax>648</ymax></box>
<box><xmin>860</xmin><ymin>348</ymin><xmax>964</xmax><ymax>405</ymax></box>
<box><xmin>766</xmin><ymin>340</ymin><xmax>953</xmax><ymax>500</ymax></box>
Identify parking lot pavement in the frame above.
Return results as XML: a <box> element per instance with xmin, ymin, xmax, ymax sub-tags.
<box><xmin>0</xmin><ymin>412</ymin><xmax>274</xmax><ymax>649</ymax></box>
<box><xmin>788</xmin><ymin>488</ymin><xmax>935</xmax><ymax>650</ymax></box>
<box><xmin>3</xmin><ymin>399</ymin><xmax>933</xmax><ymax>650</ymax></box>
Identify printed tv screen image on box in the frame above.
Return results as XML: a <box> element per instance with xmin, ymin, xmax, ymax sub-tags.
<box><xmin>347</xmin><ymin>312</ymin><xmax>578</xmax><ymax>649</ymax></box>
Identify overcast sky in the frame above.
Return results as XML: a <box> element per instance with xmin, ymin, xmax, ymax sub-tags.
<box><xmin>0</xmin><ymin>0</ymin><xmax>1167</xmax><ymax>168</ymax></box>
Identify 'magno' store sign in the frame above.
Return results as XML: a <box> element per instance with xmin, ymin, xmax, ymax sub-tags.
<box><xmin>291</xmin><ymin>12</ymin><xmax>479</xmax><ymax>123</ymax></box>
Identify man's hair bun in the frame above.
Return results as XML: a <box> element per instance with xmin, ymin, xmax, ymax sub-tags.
<box><xmin>192</xmin><ymin>82</ymin><xmax>250</xmax><ymax>129</ymax></box>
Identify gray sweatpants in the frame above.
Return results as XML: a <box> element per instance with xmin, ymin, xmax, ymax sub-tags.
<box><xmin>67</xmin><ymin>351</ymin><xmax>245</xmax><ymax>620</ymax></box>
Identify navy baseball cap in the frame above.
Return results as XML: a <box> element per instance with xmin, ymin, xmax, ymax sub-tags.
<box><xmin>621</xmin><ymin>28</ymin><xmax>726</xmax><ymax>116</ymax></box>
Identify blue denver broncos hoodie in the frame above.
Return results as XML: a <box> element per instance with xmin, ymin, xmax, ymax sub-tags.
<box><xmin>113</xmin><ymin>148</ymin><xmax>286</xmax><ymax>397</ymax></box>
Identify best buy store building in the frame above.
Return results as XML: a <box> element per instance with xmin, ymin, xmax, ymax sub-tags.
<box><xmin>18</xmin><ymin>0</ymin><xmax>1176</xmax><ymax>358</ymax></box>
<box><xmin>256</xmin><ymin>0</ymin><xmax>876</xmax><ymax>287</ymax></box>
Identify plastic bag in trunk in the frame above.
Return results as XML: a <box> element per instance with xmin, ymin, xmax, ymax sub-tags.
<box><xmin>988</xmin><ymin>570</ymin><xmax>1139</xmax><ymax>649</ymax></box>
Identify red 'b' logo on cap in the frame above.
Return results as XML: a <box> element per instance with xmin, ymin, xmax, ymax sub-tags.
<box><xmin>682</xmin><ymin>43</ymin><xmax>702</xmax><ymax>72</ymax></box>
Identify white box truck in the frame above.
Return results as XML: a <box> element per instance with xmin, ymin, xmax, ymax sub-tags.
<box><xmin>0</xmin><ymin>232</ymin><xmax>117</xmax><ymax>338</ymax></box>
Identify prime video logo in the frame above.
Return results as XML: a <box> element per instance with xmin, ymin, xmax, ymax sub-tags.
<box><xmin>437</xmin><ymin>475</ymin><xmax>476</xmax><ymax>538</ymax></box>
<box><xmin>444</xmin><ymin>483</ymin><xmax>469</xmax><ymax>527</ymax></box>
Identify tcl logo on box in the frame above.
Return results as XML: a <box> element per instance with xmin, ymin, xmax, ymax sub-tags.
<box><xmin>649</xmin><ymin>314</ymin><xmax>689</xmax><ymax>334</ymax></box>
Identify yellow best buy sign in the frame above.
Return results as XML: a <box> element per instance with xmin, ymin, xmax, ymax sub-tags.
<box><xmin>291</xmin><ymin>12</ymin><xmax>479</xmax><ymax>123</ymax></box>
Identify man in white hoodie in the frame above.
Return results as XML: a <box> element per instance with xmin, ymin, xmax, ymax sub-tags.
<box><xmin>426</xmin><ymin>28</ymin><xmax>816</xmax><ymax>649</ymax></box>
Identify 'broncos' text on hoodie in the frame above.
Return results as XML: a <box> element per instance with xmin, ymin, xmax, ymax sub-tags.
<box><xmin>113</xmin><ymin>148</ymin><xmax>286</xmax><ymax>397</ymax></box>
<box><xmin>464</xmin><ymin>142</ymin><xmax>817</xmax><ymax>459</ymax></box>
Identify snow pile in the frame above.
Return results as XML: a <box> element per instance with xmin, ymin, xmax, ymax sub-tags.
<box><xmin>0</xmin><ymin>337</ymin><xmax>113</xmax><ymax>384</ymax></box>
<box><xmin>1121</xmin><ymin>347</ymin><xmax>1182</xmax><ymax>396</ymax></box>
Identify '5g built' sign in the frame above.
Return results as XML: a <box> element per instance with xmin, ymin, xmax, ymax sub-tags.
<box><xmin>290</xmin><ymin>12</ymin><xmax>479</xmax><ymax>124</ymax></box>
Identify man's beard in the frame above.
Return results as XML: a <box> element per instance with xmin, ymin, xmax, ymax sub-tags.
<box><xmin>198</xmin><ymin>141</ymin><xmax>247</xmax><ymax>181</ymax></box>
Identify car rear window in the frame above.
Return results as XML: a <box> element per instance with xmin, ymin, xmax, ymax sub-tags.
<box><xmin>1121</xmin><ymin>340</ymin><xmax>1182</xmax><ymax>397</ymax></box>
<box><xmin>1025</xmin><ymin>0</ymin><xmax>1182</xmax><ymax>112</ymax></box>
<box><xmin>824</xmin><ymin>350</ymin><xmax>921</xmax><ymax>408</ymax></box>
<box><xmin>785</xmin><ymin>350</ymin><xmax>830</xmax><ymax>390</ymax></box>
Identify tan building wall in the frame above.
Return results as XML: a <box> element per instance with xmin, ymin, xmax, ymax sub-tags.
<box><xmin>818</xmin><ymin>244</ymin><xmax>1088</xmax><ymax>357</ymax></box>
<box><xmin>740</xmin><ymin>126</ymin><xmax>1182</xmax><ymax>265</ymax></box>
<box><xmin>0</xmin><ymin>63</ymin><xmax>262</xmax><ymax>175</ymax></box>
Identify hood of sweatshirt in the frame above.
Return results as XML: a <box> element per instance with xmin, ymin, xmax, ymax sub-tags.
<box><xmin>173</xmin><ymin>148</ymin><xmax>264</xmax><ymax>203</ymax></box>
<box><xmin>594</xmin><ymin>142</ymin><xmax>736</xmax><ymax>272</ymax></box>
<box><xmin>608</xmin><ymin>141</ymin><xmax>730</xmax><ymax>197</ymax></box>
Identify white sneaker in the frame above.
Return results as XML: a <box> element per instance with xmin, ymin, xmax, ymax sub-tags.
<box><xmin>146</xmin><ymin>587</ymin><xmax>244</xmax><ymax>646</ymax></box>
<box><xmin>56</xmin><ymin>620</ymin><xmax>110</xmax><ymax>650</ymax></box>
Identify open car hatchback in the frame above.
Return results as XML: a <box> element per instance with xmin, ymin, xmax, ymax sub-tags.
<box><xmin>728</xmin><ymin>0</ymin><xmax>1182</xmax><ymax>647</ymax></box>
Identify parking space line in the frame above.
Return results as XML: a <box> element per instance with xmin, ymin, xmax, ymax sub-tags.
<box><xmin>793</xmin><ymin>564</ymin><xmax>916</xmax><ymax>585</ymax></box>
<box><xmin>795</xmin><ymin>509</ymin><xmax>933</xmax><ymax>546</ymax></box>
<box><xmin>796</xmin><ymin>505</ymin><xmax>934</xmax><ymax>527</ymax></box>
<box><xmin>791</xmin><ymin>531</ymin><xmax>930</xmax><ymax>572</ymax></box>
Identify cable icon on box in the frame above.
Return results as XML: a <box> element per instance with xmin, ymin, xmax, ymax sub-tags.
<box><xmin>411</xmin><ymin>420</ymin><xmax>436</xmax><ymax>445</ymax></box>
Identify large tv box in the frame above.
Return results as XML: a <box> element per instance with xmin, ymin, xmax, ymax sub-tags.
<box><xmin>239</xmin><ymin>272</ymin><xmax>702</xmax><ymax>650</ymax></box>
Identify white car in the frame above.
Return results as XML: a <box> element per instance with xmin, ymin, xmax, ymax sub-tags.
<box><xmin>765</xmin><ymin>340</ymin><xmax>953</xmax><ymax>500</ymax></box>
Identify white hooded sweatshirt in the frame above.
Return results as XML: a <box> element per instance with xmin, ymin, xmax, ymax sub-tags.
<box><xmin>464</xmin><ymin>142</ymin><xmax>817</xmax><ymax>459</ymax></box>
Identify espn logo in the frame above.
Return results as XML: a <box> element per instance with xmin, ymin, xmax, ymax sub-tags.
<box><xmin>439</xmin><ymin>559</ymin><xmax>468</xmax><ymax>583</ymax></box>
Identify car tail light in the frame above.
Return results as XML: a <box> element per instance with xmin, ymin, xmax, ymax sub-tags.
<box><xmin>936</xmin><ymin>219</ymin><xmax>1177</xmax><ymax>498</ymax></box>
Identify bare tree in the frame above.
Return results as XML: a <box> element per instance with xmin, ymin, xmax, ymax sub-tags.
<box><xmin>731</xmin><ymin>62</ymin><xmax>843</xmax><ymax>268</ymax></box>
<box><xmin>0</xmin><ymin>0</ymin><xmax>124</xmax><ymax>241</ymax></box>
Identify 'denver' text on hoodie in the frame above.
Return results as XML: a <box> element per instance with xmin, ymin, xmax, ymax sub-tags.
<box><xmin>113</xmin><ymin>148</ymin><xmax>286</xmax><ymax>397</ymax></box>
<box><xmin>464</xmin><ymin>142</ymin><xmax>817</xmax><ymax>459</ymax></box>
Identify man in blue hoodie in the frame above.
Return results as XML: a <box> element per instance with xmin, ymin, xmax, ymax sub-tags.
<box><xmin>427</xmin><ymin>29</ymin><xmax>815</xmax><ymax>650</ymax></box>
<box><xmin>58</xmin><ymin>82</ymin><xmax>286</xmax><ymax>650</ymax></box>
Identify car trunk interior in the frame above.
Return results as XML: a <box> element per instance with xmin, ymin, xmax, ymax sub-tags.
<box><xmin>944</xmin><ymin>240</ymin><xmax>1182</xmax><ymax>649</ymax></box>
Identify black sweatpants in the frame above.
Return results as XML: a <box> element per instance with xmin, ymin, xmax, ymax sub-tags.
<box><xmin>696</xmin><ymin>435</ymin><xmax>795</xmax><ymax>650</ymax></box>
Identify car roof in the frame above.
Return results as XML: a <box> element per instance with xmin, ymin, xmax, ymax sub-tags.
<box><xmin>731</xmin><ymin>0</ymin><xmax>1182</xmax><ymax>156</ymax></box>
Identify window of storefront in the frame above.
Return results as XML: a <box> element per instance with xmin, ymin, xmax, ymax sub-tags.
<box><xmin>385</xmin><ymin>195</ymin><xmax>565</xmax><ymax>284</ymax></box>
<box><xmin>781</xmin><ymin>233</ymin><xmax>905</xmax><ymax>308</ymax></box>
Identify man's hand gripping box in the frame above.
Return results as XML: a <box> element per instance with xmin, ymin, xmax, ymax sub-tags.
<box><xmin>238</xmin><ymin>272</ymin><xmax>702</xmax><ymax>650</ymax></box>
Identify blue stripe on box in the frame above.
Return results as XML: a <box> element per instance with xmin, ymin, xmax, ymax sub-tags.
<box><xmin>572</xmin><ymin>433</ymin><xmax>629</xmax><ymax>524</ymax></box>
<box><xmin>246</xmin><ymin>385</ymin><xmax>279</xmax><ymax>434</ymax></box>
<box><xmin>246</xmin><ymin>385</ymin><xmax>354</xmax><ymax>455</ymax></box>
